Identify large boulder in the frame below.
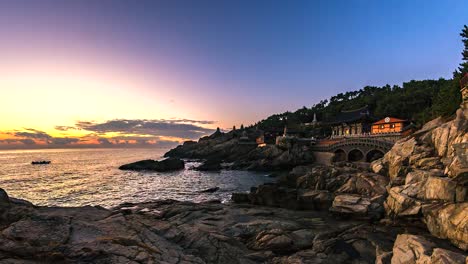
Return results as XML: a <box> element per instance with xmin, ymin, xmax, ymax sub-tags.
<box><xmin>0</xmin><ymin>188</ymin><xmax>10</xmax><ymax>208</ymax></box>
<box><xmin>420</xmin><ymin>176</ymin><xmax>457</xmax><ymax>202</ymax></box>
<box><xmin>231</xmin><ymin>192</ymin><xmax>251</xmax><ymax>204</ymax></box>
<box><xmin>335</xmin><ymin>172</ymin><xmax>388</xmax><ymax>197</ymax></box>
<box><xmin>423</xmin><ymin>202</ymin><xmax>468</xmax><ymax>251</ymax></box>
<box><xmin>391</xmin><ymin>234</ymin><xmax>467</xmax><ymax>264</ymax></box>
<box><xmin>250</xmin><ymin>228</ymin><xmax>315</xmax><ymax>253</ymax></box>
<box><xmin>250</xmin><ymin>184</ymin><xmax>299</xmax><ymax>209</ymax></box>
<box><xmin>385</xmin><ymin>183</ymin><xmax>423</xmax><ymax>217</ymax></box>
<box><xmin>298</xmin><ymin>190</ymin><xmax>334</xmax><ymax>210</ymax></box>
<box><xmin>329</xmin><ymin>194</ymin><xmax>384</xmax><ymax>219</ymax></box>
<box><xmin>119</xmin><ymin>158</ymin><xmax>185</xmax><ymax>172</ymax></box>
<box><xmin>370</xmin><ymin>159</ymin><xmax>386</xmax><ymax>175</ymax></box>
<box><xmin>382</xmin><ymin>138</ymin><xmax>417</xmax><ymax>182</ymax></box>
<box><xmin>194</xmin><ymin>158</ymin><xmax>222</xmax><ymax>171</ymax></box>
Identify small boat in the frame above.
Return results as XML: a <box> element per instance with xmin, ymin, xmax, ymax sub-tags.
<box><xmin>32</xmin><ymin>161</ymin><xmax>51</xmax><ymax>165</ymax></box>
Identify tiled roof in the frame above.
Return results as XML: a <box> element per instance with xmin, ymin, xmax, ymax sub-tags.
<box><xmin>373</xmin><ymin>117</ymin><xmax>407</xmax><ymax>125</ymax></box>
<box><xmin>329</xmin><ymin>105</ymin><xmax>373</xmax><ymax>124</ymax></box>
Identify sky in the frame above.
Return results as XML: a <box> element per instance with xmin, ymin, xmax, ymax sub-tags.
<box><xmin>0</xmin><ymin>0</ymin><xmax>467</xmax><ymax>149</ymax></box>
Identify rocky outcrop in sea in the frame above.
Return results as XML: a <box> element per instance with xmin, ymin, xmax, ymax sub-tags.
<box><xmin>164</xmin><ymin>130</ymin><xmax>315</xmax><ymax>171</ymax></box>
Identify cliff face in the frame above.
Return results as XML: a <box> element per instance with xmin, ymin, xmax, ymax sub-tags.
<box><xmin>373</xmin><ymin>107</ymin><xmax>467</xmax><ymax>250</ymax></box>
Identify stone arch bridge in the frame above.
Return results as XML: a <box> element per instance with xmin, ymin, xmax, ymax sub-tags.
<box><xmin>311</xmin><ymin>138</ymin><xmax>395</xmax><ymax>162</ymax></box>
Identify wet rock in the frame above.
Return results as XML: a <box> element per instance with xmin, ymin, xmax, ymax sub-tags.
<box><xmin>199</xmin><ymin>187</ymin><xmax>220</xmax><ymax>193</ymax></box>
<box><xmin>231</xmin><ymin>192</ymin><xmax>251</xmax><ymax>204</ymax></box>
<box><xmin>0</xmin><ymin>188</ymin><xmax>10</xmax><ymax>209</ymax></box>
<box><xmin>298</xmin><ymin>190</ymin><xmax>333</xmax><ymax>210</ymax></box>
<box><xmin>195</xmin><ymin>159</ymin><xmax>222</xmax><ymax>171</ymax></box>
<box><xmin>119</xmin><ymin>158</ymin><xmax>185</xmax><ymax>172</ymax></box>
<box><xmin>250</xmin><ymin>184</ymin><xmax>299</xmax><ymax>209</ymax></box>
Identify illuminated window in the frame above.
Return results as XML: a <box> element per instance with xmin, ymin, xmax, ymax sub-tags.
<box><xmin>380</xmin><ymin>125</ymin><xmax>385</xmax><ymax>129</ymax></box>
<box><xmin>390</xmin><ymin>124</ymin><xmax>395</xmax><ymax>128</ymax></box>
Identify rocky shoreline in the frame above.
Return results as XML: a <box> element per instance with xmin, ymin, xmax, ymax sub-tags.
<box><xmin>0</xmin><ymin>107</ymin><xmax>466</xmax><ymax>263</ymax></box>
<box><xmin>0</xmin><ymin>189</ymin><xmax>466</xmax><ymax>264</ymax></box>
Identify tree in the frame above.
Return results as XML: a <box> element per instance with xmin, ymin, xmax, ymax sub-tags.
<box><xmin>455</xmin><ymin>25</ymin><xmax>468</xmax><ymax>77</ymax></box>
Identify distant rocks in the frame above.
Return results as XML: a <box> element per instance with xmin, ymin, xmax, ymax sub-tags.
<box><xmin>164</xmin><ymin>129</ymin><xmax>315</xmax><ymax>171</ymax></box>
<box><xmin>199</xmin><ymin>187</ymin><xmax>220</xmax><ymax>193</ymax></box>
<box><xmin>119</xmin><ymin>157</ymin><xmax>185</xmax><ymax>172</ymax></box>
<box><xmin>194</xmin><ymin>158</ymin><xmax>222</xmax><ymax>171</ymax></box>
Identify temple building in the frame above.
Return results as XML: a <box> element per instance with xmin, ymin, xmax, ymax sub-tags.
<box><xmin>371</xmin><ymin>117</ymin><xmax>409</xmax><ymax>134</ymax></box>
<box><xmin>329</xmin><ymin>106</ymin><xmax>374</xmax><ymax>137</ymax></box>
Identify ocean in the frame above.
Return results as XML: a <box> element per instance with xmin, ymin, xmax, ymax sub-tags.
<box><xmin>0</xmin><ymin>148</ymin><xmax>273</xmax><ymax>208</ymax></box>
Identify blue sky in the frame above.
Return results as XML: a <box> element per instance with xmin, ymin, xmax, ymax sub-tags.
<box><xmin>0</xmin><ymin>0</ymin><xmax>466</xmax><ymax>148</ymax></box>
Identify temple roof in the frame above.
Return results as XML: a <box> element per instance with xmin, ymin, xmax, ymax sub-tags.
<box><xmin>329</xmin><ymin>105</ymin><xmax>374</xmax><ymax>125</ymax></box>
<box><xmin>373</xmin><ymin>117</ymin><xmax>407</xmax><ymax>125</ymax></box>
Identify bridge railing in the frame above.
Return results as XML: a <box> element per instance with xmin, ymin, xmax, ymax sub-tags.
<box><xmin>311</xmin><ymin>137</ymin><xmax>394</xmax><ymax>152</ymax></box>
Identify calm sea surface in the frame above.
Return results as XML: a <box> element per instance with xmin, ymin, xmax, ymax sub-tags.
<box><xmin>0</xmin><ymin>148</ymin><xmax>273</xmax><ymax>208</ymax></box>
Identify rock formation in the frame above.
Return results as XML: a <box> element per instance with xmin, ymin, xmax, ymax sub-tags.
<box><xmin>119</xmin><ymin>158</ymin><xmax>185</xmax><ymax>172</ymax></box>
<box><xmin>376</xmin><ymin>106</ymin><xmax>467</xmax><ymax>251</ymax></box>
<box><xmin>1</xmin><ymin>188</ymin><xmax>465</xmax><ymax>263</ymax></box>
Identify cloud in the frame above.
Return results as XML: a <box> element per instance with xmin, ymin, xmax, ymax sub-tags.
<box><xmin>19</xmin><ymin>139</ymin><xmax>36</xmax><ymax>145</ymax></box>
<box><xmin>97</xmin><ymin>138</ymin><xmax>112</xmax><ymax>145</ymax></box>
<box><xmin>54</xmin><ymin>126</ymin><xmax>78</xmax><ymax>131</ymax></box>
<box><xmin>50</xmin><ymin>137</ymin><xmax>80</xmax><ymax>145</ymax></box>
<box><xmin>0</xmin><ymin>117</ymin><xmax>215</xmax><ymax>149</ymax></box>
<box><xmin>74</xmin><ymin>119</ymin><xmax>215</xmax><ymax>139</ymax></box>
<box><xmin>14</xmin><ymin>128</ymin><xmax>51</xmax><ymax>140</ymax></box>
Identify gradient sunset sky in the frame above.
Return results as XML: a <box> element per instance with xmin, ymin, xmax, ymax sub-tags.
<box><xmin>1</xmin><ymin>0</ymin><xmax>467</xmax><ymax>148</ymax></box>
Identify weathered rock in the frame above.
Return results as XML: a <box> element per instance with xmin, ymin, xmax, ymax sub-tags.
<box><xmin>385</xmin><ymin>184</ymin><xmax>423</xmax><ymax>217</ymax></box>
<box><xmin>423</xmin><ymin>202</ymin><xmax>468</xmax><ymax>251</ymax></box>
<box><xmin>250</xmin><ymin>184</ymin><xmax>299</xmax><ymax>209</ymax></box>
<box><xmin>391</xmin><ymin>234</ymin><xmax>435</xmax><ymax>264</ymax></box>
<box><xmin>195</xmin><ymin>159</ymin><xmax>222</xmax><ymax>171</ymax></box>
<box><xmin>298</xmin><ymin>190</ymin><xmax>334</xmax><ymax>210</ymax></box>
<box><xmin>430</xmin><ymin>248</ymin><xmax>467</xmax><ymax>264</ymax></box>
<box><xmin>382</xmin><ymin>137</ymin><xmax>417</xmax><ymax>181</ymax></box>
<box><xmin>329</xmin><ymin>194</ymin><xmax>371</xmax><ymax>217</ymax></box>
<box><xmin>371</xmin><ymin>159</ymin><xmax>386</xmax><ymax>175</ymax></box>
<box><xmin>405</xmin><ymin>170</ymin><xmax>431</xmax><ymax>185</ymax></box>
<box><xmin>231</xmin><ymin>192</ymin><xmax>251</xmax><ymax>204</ymax></box>
<box><xmin>119</xmin><ymin>158</ymin><xmax>185</xmax><ymax>172</ymax></box>
<box><xmin>0</xmin><ymin>188</ymin><xmax>10</xmax><ymax>209</ymax></box>
<box><xmin>199</xmin><ymin>187</ymin><xmax>220</xmax><ymax>193</ymax></box>
<box><xmin>335</xmin><ymin>172</ymin><xmax>388</xmax><ymax>197</ymax></box>
<box><xmin>420</xmin><ymin>176</ymin><xmax>457</xmax><ymax>202</ymax></box>
<box><xmin>391</xmin><ymin>234</ymin><xmax>466</xmax><ymax>264</ymax></box>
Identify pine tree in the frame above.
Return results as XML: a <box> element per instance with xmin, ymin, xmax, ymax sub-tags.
<box><xmin>455</xmin><ymin>25</ymin><xmax>468</xmax><ymax>77</ymax></box>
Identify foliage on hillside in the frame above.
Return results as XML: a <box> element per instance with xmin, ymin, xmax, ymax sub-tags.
<box><xmin>255</xmin><ymin>26</ymin><xmax>467</xmax><ymax>131</ymax></box>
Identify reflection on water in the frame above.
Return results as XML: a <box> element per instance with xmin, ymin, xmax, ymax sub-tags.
<box><xmin>0</xmin><ymin>148</ymin><xmax>273</xmax><ymax>208</ymax></box>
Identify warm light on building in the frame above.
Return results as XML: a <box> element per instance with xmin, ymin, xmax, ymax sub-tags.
<box><xmin>371</xmin><ymin>117</ymin><xmax>407</xmax><ymax>134</ymax></box>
